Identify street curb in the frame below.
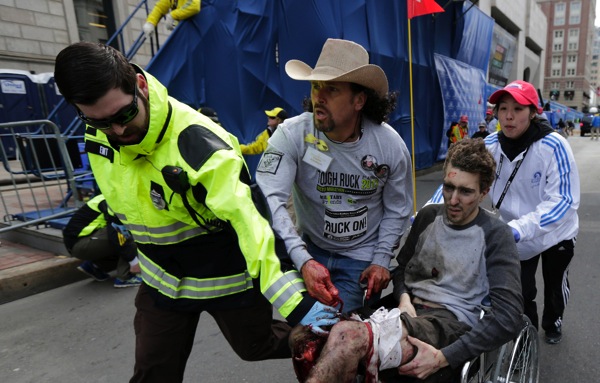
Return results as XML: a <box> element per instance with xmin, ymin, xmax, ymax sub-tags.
<box><xmin>0</xmin><ymin>256</ymin><xmax>85</xmax><ymax>305</ymax></box>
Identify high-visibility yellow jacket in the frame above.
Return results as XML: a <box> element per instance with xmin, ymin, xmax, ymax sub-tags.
<box><xmin>449</xmin><ymin>123</ymin><xmax>468</xmax><ymax>144</ymax></box>
<box><xmin>240</xmin><ymin>129</ymin><xmax>270</xmax><ymax>155</ymax></box>
<box><xmin>83</xmin><ymin>66</ymin><xmax>312</xmax><ymax>322</ymax></box>
<box><xmin>146</xmin><ymin>0</ymin><xmax>201</xmax><ymax>27</ymax></box>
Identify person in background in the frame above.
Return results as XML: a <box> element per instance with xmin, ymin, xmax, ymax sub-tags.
<box><xmin>431</xmin><ymin>80</ymin><xmax>579</xmax><ymax>345</ymax></box>
<box><xmin>142</xmin><ymin>0</ymin><xmax>200</xmax><ymax>38</ymax></box>
<box><xmin>557</xmin><ymin>118</ymin><xmax>568</xmax><ymax>138</ymax></box>
<box><xmin>486</xmin><ymin>109</ymin><xmax>501</xmax><ymax>132</ymax></box>
<box><xmin>239</xmin><ymin>107</ymin><xmax>298</xmax><ymax>227</ymax></box>
<box><xmin>198</xmin><ymin>106</ymin><xmax>222</xmax><ymax>126</ymax></box>
<box><xmin>471</xmin><ymin>121</ymin><xmax>489</xmax><ymax>139</ymax></box>
<box><xmin>566</xmin><ymin>120</ymin><xmax>575</xmax><ymax>136</ymax></box>
<box><xmin>591</xmin><ymin>109</ymin><xmax>600</xmax><ymax>140</ymax></box>
<box><xmin>54</xmin><ymin>41</ymin><xmax>337</xmax><ymax>383</ymax></box>
<box><xmin>255</xmin><ymin>38</ymin><xmax>413</xmax><ymax>314</ymax></box>
<box><xmin>240</xmin><ymin>107</ymin><xmax>288</xmax><ymax>155</ymax></box>
<box><xmin>63</xmin><ymin>194</ymin><xmax>142</xmax><ymax>288</ymax></box>
<box><xmin>484</xmin><ymin>109</ymin><xmax>497</xmax><ymax>131</ymax></box>
<box><xmin>446</xmin><ymin>115</ymin><xmax>469</xmax><ymax>145</ymax></box>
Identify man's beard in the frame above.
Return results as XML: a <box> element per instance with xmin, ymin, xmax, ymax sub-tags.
<box><xmin>313</xmin><ymin>108</ymin><xmax>335</xmax><ymax>133</ymax></box>
<box><xmin>315</xmin><ymin>119</ymin><xmax>335</xmax><ymax>133</ymax></box>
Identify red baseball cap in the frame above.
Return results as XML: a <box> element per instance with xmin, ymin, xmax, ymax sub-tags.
<box><xmin>488</xmin><ymin>80</ymin><xmax>542</xmax><ymax>114</ymax></box>
<box><xmin>459</xmin><ymin>115</ymin><xmax>468</xmax><ymax>123</ymax></box>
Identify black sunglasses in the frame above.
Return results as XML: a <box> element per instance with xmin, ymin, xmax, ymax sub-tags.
<box><xmin>76</xmin><ymin>86</ymin><xmax>139</xmax><ymax>130</ymax></box>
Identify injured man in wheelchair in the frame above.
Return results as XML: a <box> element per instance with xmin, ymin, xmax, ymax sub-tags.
<box><xmin>290</xmin><ymin>139</ymin><xmax>524</xmax><ymax>383</ymax></box>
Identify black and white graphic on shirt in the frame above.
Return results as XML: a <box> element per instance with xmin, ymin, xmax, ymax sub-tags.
<box><xmin>256</xmin><ymin>151</ymin><xmax>284</xmax><ymax>174</ymax></box>
<box><xmin>323</xmin><ymin>206</ymin><xmax>368</xmax><ymax>242</ymax></box>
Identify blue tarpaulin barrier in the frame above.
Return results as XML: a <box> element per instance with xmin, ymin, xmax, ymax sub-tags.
<box><xmin>146</xmin><ymin>0</ymin><xmax>495</xmax><ymax>172</ymax></box>
<box><xmin>434</xmin><ymin>53</ymin><xmax>487</xmax><ymax>160</ymax></box>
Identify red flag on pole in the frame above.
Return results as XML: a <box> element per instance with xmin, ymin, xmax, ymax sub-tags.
<box><xmin>407</xmin><ymin>0</ymin><xmax>445</xmax><ymax>19</ymax></box>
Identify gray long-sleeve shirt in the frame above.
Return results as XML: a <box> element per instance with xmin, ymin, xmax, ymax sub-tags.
<box><xmin>393</xmin><ymin>204</ymin><xmax>524</xmax><ymax>368</ymax></box>
<box><xmin>255</xmin><ymin>112</ymin><xmax>413</xmax><ymax>269</ymax></box>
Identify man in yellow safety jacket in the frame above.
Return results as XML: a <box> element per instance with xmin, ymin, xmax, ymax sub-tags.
<box><xmin>240</xmin><ymin>107</ymin><xmax>288</xmax><ymax>155</ymax></box>
<box><xmin>447</xmin><ymin>115</ymin><xmax>469</xmax><ymax>145</ymax></box>
<box><xmin>54</xmin><ymin>42</ymin><xmax>338</xmax><ymax>383</ymax></box>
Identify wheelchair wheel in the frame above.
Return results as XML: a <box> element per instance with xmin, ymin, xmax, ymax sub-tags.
<box><xmin>490</xmin><ymin>320</ymin><xmax>539</xmax><ymax>383</ymax></box>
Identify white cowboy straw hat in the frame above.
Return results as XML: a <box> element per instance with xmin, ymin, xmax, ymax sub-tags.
<box><xmin>285</xmin><ymin>38</ymin><xmax>389</xmax><ymax>97</ymax></box>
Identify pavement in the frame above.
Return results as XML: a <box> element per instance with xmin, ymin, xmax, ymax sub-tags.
<box><xmin>0</xmin><ymin>163</ymin><xmax>444</xmax><ymax>305</ymax></box>
<box><xmin>0</xmin><ymin>228</ymin><xmax>85</xmax><ymax>305</ymax></box>
<box><xmin>0</xmin><ymin>156</ymin><xmax>88</xmax><ymax>304</ymax></box>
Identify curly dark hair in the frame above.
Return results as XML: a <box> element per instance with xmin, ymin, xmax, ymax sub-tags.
<box><xmin>54</xmin><ymin>42</ymin><xmax>137</xmax><ymax>105</ymax></box>
<box><xmin>444</xmin><ymin>138</ymin><xmax>496</xmax><ymax>191</ymax></box>
<box><xmin>301</xmin><ymin>83</ymin><xmax>398</xmax><ymax>124</ymax></box>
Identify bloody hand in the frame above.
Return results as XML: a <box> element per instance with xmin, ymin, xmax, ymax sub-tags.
<box><xmin>359</xmin><ymin>264</ymin><xmax>391</xmax><ymax>300</ymax></box>
<box><xmin>301</xmin><ymin>260</ymin><xmax>340</xmax><ymax>306</ymax></box>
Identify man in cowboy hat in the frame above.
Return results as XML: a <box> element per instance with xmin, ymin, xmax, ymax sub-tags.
<box><xmin>255</xmin><ymin>38</ymin><xmax>413</xmax><ymax>313</ymax></box>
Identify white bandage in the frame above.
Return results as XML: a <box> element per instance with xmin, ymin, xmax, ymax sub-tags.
<box><xmin>366</xmin><ymin>307</ymin><xmax>404</xmax><ymax>370</ymax></box>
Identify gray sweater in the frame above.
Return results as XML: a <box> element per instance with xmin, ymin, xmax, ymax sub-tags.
<box><xmin>393</xmin><ymin>204</ymin><xmax>524</xmax><ymax>368</ymax></box>
<box><xmin>255</xmin><ymin>112</ymin><xmax>413</xmax><ymax>269</ymax></box>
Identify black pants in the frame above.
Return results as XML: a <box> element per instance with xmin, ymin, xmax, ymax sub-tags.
<box><xmin>129</xmin><ymin>283</ymin><xmax>291</xmax><ymax>383</ymax></box>
<box><xmin>520</xmin><ymin>238</ymin><xmax>575</xmax><ymax>332</ymax></box>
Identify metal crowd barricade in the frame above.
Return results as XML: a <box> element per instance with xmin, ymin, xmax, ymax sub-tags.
<box><xmin>0</xmin><ymin>120</ymin><xmax>95</xmax><ymax>233</ymax></box>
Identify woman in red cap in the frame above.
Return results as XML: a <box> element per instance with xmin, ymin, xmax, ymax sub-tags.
<box><xmin>486</xmin><ymin>80</ymin><xmax>580</xmax><ymax>345</ymax></box>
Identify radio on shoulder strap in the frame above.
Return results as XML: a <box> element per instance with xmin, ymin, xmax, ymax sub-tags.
<box><xmin>161</xmin><ymin>165</ymin><xmax>225</xmax><ymax>232</ymax></box>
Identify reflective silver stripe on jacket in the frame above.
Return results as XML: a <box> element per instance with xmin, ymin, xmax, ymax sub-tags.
<box><xmin>140</xmin><ymin>255</ymin><xmax>253</xmax><ymax>299</ymax></box>
<box><xmin>115</xmin><ymin>213</ymin><xmax>218</xmax><ymax>243</ymax></box>
<box><xmin>263</xmin><ymin>270</ymin><xmax>306</xmax><ymax>308</ymax></box>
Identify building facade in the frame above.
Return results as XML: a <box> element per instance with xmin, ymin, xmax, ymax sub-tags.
<box><xmin>476</xmin><ymin>0</ymin><xmax>548</xmax><ymax>93</ymax></box>
<box><xmin>0</xmin><ymin>0</ymin><xmax>155</xmax><ymax>75</ymax></box>
<box><xmin>538</xmin><ymin>0</ymin><xmax>597</xmax><ymax>112</ymax></box>
<box><xmin>11</xmin><ymin>1</ymin><xmax>600</xmax><ymax>116</ymax></box>
<box><xmin>590</xmin><ymin>27</ymin><xmax>600</xmax><ymax>107</ymax></box>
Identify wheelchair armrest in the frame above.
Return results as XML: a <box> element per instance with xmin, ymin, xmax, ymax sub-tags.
<box><xmin>460</xmin><ymin>353</ymin><xmax>487</xmax><ymax>383</ymax></box>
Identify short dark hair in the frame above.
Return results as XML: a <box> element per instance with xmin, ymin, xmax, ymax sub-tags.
<box><xmin>54</xmin><ymin>42</ymin><xmax>137</xmax><ymax>105</ymax></box>
<box><xmin>443</xmin><ymin>138</ymin><xmax>496</xmax><ymax>191</ymax></box>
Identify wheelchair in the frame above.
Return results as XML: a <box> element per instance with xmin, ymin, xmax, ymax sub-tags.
<box><xmin>460</xmin><ymin>315</ymin><xmax>539</xmax><ymax>383</ymax></box>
